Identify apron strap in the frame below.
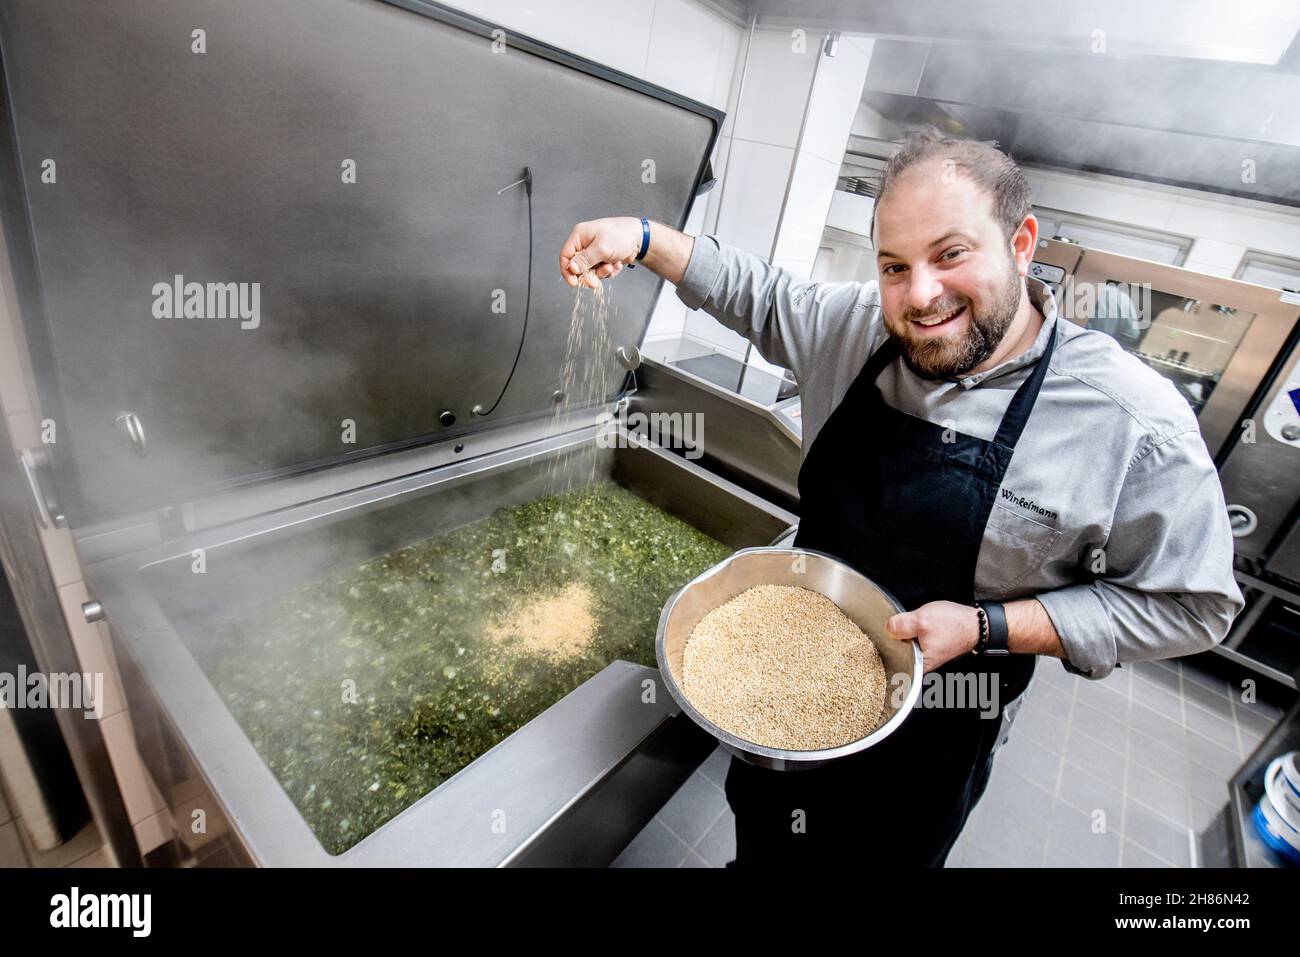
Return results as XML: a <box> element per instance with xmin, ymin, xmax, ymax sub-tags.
<box><xmin>990</xmin><ymin>316</ymin><xmax>1060</xmax><ymax>450</ymax></box>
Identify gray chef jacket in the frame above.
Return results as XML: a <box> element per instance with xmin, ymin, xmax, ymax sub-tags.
<box><xmin>673</xmin><ymin>234</ymin><xmax>1245</xmax><ymax>681</ymax></box>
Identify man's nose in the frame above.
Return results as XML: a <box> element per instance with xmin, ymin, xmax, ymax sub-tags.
<box><xmin>903</xmin><ymin>266</ymin><xmax>943</xmax><ymax>312</ymax></box>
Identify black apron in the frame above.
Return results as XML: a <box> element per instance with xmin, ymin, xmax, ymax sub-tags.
<box><xmin>723</xmin><ymin>317</ymin><xmax>1059</xmax><ymax>867</ymax></box>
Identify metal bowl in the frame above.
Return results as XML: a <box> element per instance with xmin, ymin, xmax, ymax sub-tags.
<box><xmin>655</xmin><ymin>547</ymin><xmax>923</xmax><ymax>771</ymax></box>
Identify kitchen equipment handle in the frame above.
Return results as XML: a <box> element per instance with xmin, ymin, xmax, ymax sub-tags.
<box><xmin>19</xmin><ymin>446</ymin><xmax>56</xmax><ymax>529</ymax></box>
<box><xmin>115</xmin><ymin>411</ymin><xmax>147</xmax><ymax>457</ymax></box>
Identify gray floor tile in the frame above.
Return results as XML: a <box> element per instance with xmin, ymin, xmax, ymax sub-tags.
<box><xmin>0</xmin><ymin>783</ymin><xmax>9</xmax><ymax>826</ymax></box>
<box><xmin>1124</xmin><ymin>797</ymin><xmax>1192</xmax><ymax>866</ymax></box>
<box><xmin>1190</xmin><ymin>796</ymin><xmax>1225</xmax><ymax>834</ymax></box>
<box><xmin>996</xmin><ymin>735</ymin><xmax>1062</xmax><ymax>795</ymax></box>
<box><xmin>1126</xmin><ymin>762</ymin><xmax>1190</xmax><ymax>828</ymax></box>
<box><xmin>0</xmin><ymin>821</ymin><xmax>28</xmax><ymax>868</ymax></box>
<box><xmin>1105</xmin><ymin>664</ymin><xmax>1134</xmax><ymax>696</ymax></box>
<box><xmin>1234</xmin><ymin>703</ymin><xmax>1279</xmax><ymax>742</ymax></box>
<box><xmin>1184</xmin><ymin>700</ymin><xmax>1240</xmax><ymax>755</ymax></box>
<box><xmin>1149</xmin><ymin>656</ymin><xmax>1180</xmax><ymax>676</ymax></box>
<box><xmin>1073</xmin><ymin>697</ymin><xmax>1131</xmax><ymax>754</ymax></box>
<box><xmin>1063</xmin><ymin>726</ymin><xmax>1126</xmax><ymax>787</ymax></box>
<box><xmin>1186</xmin><ymin>756</ymin><xmax>1231</xmax><ymax>801</ymax></box>
<box><xmin>956</xmin><ymin>828</ymin><xmax>1047</xmax><ymax>867</ymax></box>
<box><xmin>1121</xmin><ymin>839</ymin><xmax>1173</xmax><ymax>867</ymax></box>
<box><xmin>1236</xmin><ymin>695</ymin><xmax>1283</xmax><ymax>722</ymax></box>
<box><xmin>1022</xmin><ymin>681</ymin><xmax>1073</xmax><ymax>720</ymax></box>
<box><xmin>1074</xmin><ymin>676</ymin><xmax>1129</xmax><ymax>716</ymax></box>
<box><xmin>697</xmin><ymin>745</ymin><xmax>731</xmax><ymax>789</ymax></box>
<box><xmin>1044</xmin><ymin>801</ymin><xmax>1121</xmax><ymax>867</ymax></box>
<box><xmin>610</xmin><ymin>817</ymin><xmax>690</xmax><ymax>868</ymax></box>
<box><xmin>654</xmin><ymin>771</ymin><xmax>728</xmax><ymax>848</ymax></box>
<box><xmin>1037</xmin><ymin>664</ymin><xmax>1077</xmax><ymax>696</ymax></box>
<box><xmin>678</xmin><ymin>850</ymin><xmax>711</xmax><ymax>868</ymax></box>
<box><xmin>1019</xmin><ymin>705</ymin><xmax>1070</xmax><ymax>755</ymax></box>
<box><xmin>694</xmin><ymin>808</ymin><xmax>736</xmax><ymax>867</ymax></box>
<box><xmin>1132</xmin><ymin>660</ymin><xmax>1181</xmax><ymax>697</ymax></box>
<box><xmin>1180</xmin><ymin>663</ymin><xmax>1232</xmax><ymax>700</ymax></box>
<box><xmin>1058</xmin><ymin>763</ymin><xmax>1124</xmax><ymax>825</ymax></box>
<box><xmin>1132</xmin><ymin>689</ymin><xmax>1184</xmax><ymax>725</ymax></box>
<box><xmin>1182</xmin><ymin>729</ymin><xmax>1243</xmax><ymax>780</ymax></box>
<box><xmin>1129</xmin><ymin>700</ymin><xmax>1184</xmax><ymax>743</ymax></box>
<box><xmin>958</xmin><ymin>767</ymin><xmax>1054</xmax><ymax>866</ymax></box>
<box><xmin>1129</xmin><ymin>727</ymin><xmax>1193</xmax><ymax>785</ymax></box>
<box><xmin>1183</xmin><ymin>678</ymin><xmax>1235</xmax><ymax>719</ymax></box>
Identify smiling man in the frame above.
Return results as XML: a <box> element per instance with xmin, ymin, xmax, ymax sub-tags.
<box><xmin>558</xmin><ymin>127</ymin><xmax>1243</xmax><ymax>867</ymax></box>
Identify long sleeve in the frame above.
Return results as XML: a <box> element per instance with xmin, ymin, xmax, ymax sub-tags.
<box><xmin>1035</xmin><ymin>427</ymin><xmax>1245</xmax><ymax>680</ymax></box>
<box><xmin>674</xmin><ymin>234</ymin><xmax>875</xmax><ymax>384</ymax></box>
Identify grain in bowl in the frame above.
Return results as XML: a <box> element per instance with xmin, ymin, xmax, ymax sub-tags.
<box><xmin>680</xmin><ymin>583</ymin><xmax>888</xmax><ymax>750</ymax></box>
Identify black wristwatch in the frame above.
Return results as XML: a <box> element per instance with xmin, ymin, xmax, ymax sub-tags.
<box><xmin>974</xmin><ymin>601</ymin><xmax>1010</xmax><ymax>656</ymax></box>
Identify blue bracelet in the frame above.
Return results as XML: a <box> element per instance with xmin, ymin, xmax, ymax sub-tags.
<box><xmin>627</xmin><ymin>216</ymin><xmax>651</xmax><ymax>269</ymax></box>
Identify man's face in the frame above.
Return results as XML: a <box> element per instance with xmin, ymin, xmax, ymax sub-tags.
<box><xmin>873</xmin><ymin>162</ymin><xmax>1028</xmax><ymax>379</ymax></box>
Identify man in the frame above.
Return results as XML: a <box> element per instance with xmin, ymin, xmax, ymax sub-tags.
<box><xmin>558</xmin><ymin>128</ymin><xmax>1244</xmax><ymax>867</ymax></box>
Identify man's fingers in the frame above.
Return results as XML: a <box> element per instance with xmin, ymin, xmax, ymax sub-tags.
<box><xmin>887</xmin><ymin>611</ymin><xmax>920</xmax><ymax>639</ymax></box>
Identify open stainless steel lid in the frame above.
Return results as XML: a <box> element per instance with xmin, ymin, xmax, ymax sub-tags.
<box><xmin>0</xmin><ymin>0</ymin><xmax>721</xmax><ymax>526</ymax></box>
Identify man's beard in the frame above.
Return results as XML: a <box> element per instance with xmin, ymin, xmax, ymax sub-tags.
<box><xmin>885</xmin><ymin>258</ymin><xmax>1023</xmax><ymax>380</ymax></box>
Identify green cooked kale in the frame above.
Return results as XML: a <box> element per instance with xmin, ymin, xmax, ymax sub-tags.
<box><xmin>182</xmin><ymin>480</ymin><xmax>732</xmax><ymax>855</ymax></box>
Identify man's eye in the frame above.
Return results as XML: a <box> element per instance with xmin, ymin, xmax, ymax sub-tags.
<box><xmin>882</xmin><ymin>264</ymin><xmax>904</xmax><ymax>275</ymax></box>
<box><xmin>941</xmin><ymin>248</ymin><xmax>966</xmax><ymax>262</ymax></box>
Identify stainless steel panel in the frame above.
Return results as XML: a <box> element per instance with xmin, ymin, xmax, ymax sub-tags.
<box><xmin>1219</xmin><ymin>337</ymin><xmax>1300</xmax><ymax>565</ymax></box>
<box><xmin>632</xmin><ymin>355</ymin><xmax>802</xmax><ymax>511</ymax></box>
<box><xmin>1268</xmin><ymin>522</ymin><xmax>1300</xmax><ymax>585</ymax></box>
<box><xmin>82</xmin><ymin>427</ymin><xmax>796</xmax><ymax>865</ymax></box>
<box><xmin>1067</xmin><ymin>248</ymin><xmax>1300</xmax><ymax>459</ymax></box>
<box><xmin>0</xmin><ymin>0</ymin><xmax>721</xmax><ymax>524</ymax></box>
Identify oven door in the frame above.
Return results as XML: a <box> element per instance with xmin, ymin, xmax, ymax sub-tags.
<box><xmin>1062</xmin><ymin>248</ymin><xmax>1299</xmax><ymax>460</ymax></box>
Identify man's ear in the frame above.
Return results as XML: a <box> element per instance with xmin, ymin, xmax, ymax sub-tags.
<box><xmin>1010</xmin><ymin>214</ymin><xmax>1039</xmax><ymax>277</ymax></box>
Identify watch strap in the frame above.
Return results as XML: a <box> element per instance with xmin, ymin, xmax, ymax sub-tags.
<box><xmin>977</xmin><ymin>600</ymin><xmax>1010</xmax><ymax>656</ymax></box>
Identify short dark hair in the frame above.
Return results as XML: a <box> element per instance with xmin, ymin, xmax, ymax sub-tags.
<box><xmin>869</xmin><ymin>127</ymin><xmax>1032</xmax><ymax>249</ymax></box>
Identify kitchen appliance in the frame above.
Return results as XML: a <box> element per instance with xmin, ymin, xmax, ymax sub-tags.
<box><xmin>1059</xmin><ymin>245</ymin><xmax>1300</xmax><ymax>460</ymax></box>
<box><xmin>632</xmin><ymin>341</ymin><xmax>804</xmax><ymax>511</ymax></box>
<box><xmin>655</xmin><ymin>547</ymin><xmax>922</xmax><ymax>771</ymax></box>
<box><xmin>0</xmin><ymin>0</ymin><xmax>801</xmax><ymax>865</ymax></box>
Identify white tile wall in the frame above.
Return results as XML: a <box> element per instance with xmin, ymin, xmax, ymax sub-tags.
<box><xmin>444</xmin><ymin>0</ymin><xmax>654</xmax><ymax>78</ymax></box>
<box><xmin>799</xmin><ymin>37</ymin><xmax>872</xmax><ymax>165</ymax></box>
<box><xmin>643</xmin><ymin>0</ymin><xmax>743</xmax><ymax>110</ymax></box>
<box><xmin>729</xmin><ymin>29</ymin><xmax>819</xmax><ymax>150</ymax></box>
<box><xmin>773</xmin><ymin>150</ymin><xmax>842</xmax><ymax>264</ymax></box>
<box><xmin>713</xmin><ymin>138</ymin><xmax>796</xmax><ymax>258</ymax></box>
<box><xmin>443</xmin><ymin>0</ymin><xmax>742</xmax><ymax>109</ymax></box>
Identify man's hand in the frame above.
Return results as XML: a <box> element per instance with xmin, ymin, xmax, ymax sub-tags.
<box><xmin>886</xmin><ymin>600</ymin><xmax>981</xmax><ymax>673</ymax></box>
<box><xmin>559</xmin><ymin>217</ymin><xmax>695</xmax><ymax>288</ymax></box>
<box><xmin>886</xmin><ymin>597</ymin><xmax>1066</xmax><ymax>672</ymax></box>
<box><xmin>558</xmin><ymin>217</ymin><xmax>644</xmax><ymax>288</ymax></box>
